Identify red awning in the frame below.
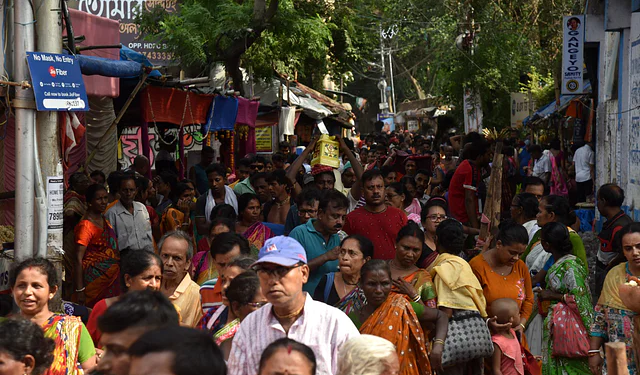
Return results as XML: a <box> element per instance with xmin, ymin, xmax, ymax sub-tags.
<box><xmin>141</xmin><ymin>86</ymin><xmax>214</xmax><ymax>125</ymax></box>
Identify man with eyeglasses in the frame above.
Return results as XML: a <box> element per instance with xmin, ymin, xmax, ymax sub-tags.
<box><xmin>105</xmin><ymin>173</ymin><xmax>154</xmax><ymax>253</ymax></box>
<box><xmin>289</xmin><ymin>189</ymin><xmax>349</xmax><ymax>294</ymax></box>
<box><xmin>228</xmin><ymin>236</ymin><xmax>359</xmax><ymax>375</ymax></box>
<box><xmin>284</xmin><ymin>186</ymin><xmax>322</xmax><ymax>235</ymax></box>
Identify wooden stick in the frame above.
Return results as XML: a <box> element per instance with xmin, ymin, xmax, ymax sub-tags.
<box><xmin>605</xmin><ymin>342</ymin><xmax>629</xmax><ymax>375</ymax></box>
<box><xmin>480</xmin><ymin>141</ymin><xmax>503</xmax><ymax>240</ymax></box>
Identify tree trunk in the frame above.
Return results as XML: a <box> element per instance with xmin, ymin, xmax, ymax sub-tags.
<box><xmin>226</xmin><ymin>56</ymin><xmax>245</xmax><ymax>97</ymax></box>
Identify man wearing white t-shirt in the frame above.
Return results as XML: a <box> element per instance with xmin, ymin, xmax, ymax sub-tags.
<box><xmin>573</xmin><ymin>141</ymin><xmax>595</xmax><ymax>202</ymax></box>
<box><xmin>529</xmin><ymin>145</ymin><xmax>551</xmax><ymax>185</ymax></box>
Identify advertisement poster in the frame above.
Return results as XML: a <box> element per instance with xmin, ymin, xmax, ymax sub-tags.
<box><xmin>562</xmin><ymin>15</ymin><xmax>585</xmax><ymax>94</ymax></box>
<box><xmin>510</xmin><ymin>92</ymin><xmax>532</xmax><ymax>128</ymax></box>
<box><xmin>26</xmin><ymin>52</ymin><xmax>89</xmax><ymax>111</ymax></box>
<box><xmin>256</xmin><ymin>126</ymin><xmax>273</xmax><ymax>153</ymax></box>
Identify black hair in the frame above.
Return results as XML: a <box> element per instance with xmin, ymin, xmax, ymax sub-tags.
<box><xmin>90</xmin><ymin>170</ymin><xmax>106</xmax><ymax>181</ymax></box>
<box><xmin>613</xmin><ymin>222</ymin><xmax>640</xmax><ymax>255</ymax></box>
<box><xmin>98</xmin><ymin>290</ymin><xmax>180</xmax><ymax>333</ymax></box>
<box><xmin>158</xmin><ymin>171</ymin><xmax>179</xmax><ymax>201</ymax></box>
<box><xmin>540</xmin><ymin>222</ymin><xmax>573</xmax><ymax>256</ymax></box>
<box><xmin>85</xmin><ymin>183</ymin><xmax>108</xmax><ymax>202</ymax></box>
<box><xmin>210</xmin><ymin>232</ymin><xmax>251</xmax><ymax>257</ymax></box>
<box><xmin>463</xmin><ymin>131</ymin><xmax>483</xmax><ymax>145</ymax></box>
<box><xmin>381</xmin><ymin>165</ymin><xmax>395</xmax><ymax>178</ymax></box>
<box><xmin>422</xmin><ymin>196</ymin><xmax>449</xmax><ymax>223</ymax></box>
<box><xmin>598</xmin><ymin>183</ymin><xmax>625</xmax><ymax>208</ymax></box>
<box><xmin>528</xmin><ymin>144</ymin><xmax>542</xmax><ymax>154</ymax></box>
<box><xmin>549</xmin><ymin>139</ymin><xmax>561</xmax><ymax>150</ymax></box>
<box><xmin>237</xmin><ymin>158</ymin><xmax>252</xmax><ymax>168</ymax></box>
<box><xmin>259</xmin><ymin>338</ymin><xmax>316</xmax><ymax>375</ymax></box>
<box><xmin>435</xmin><ymin>219</ymin><xmax>464</xmax><ymax>255</ymax></box>
<box><xmin>128</xmin><ymin>326</ymin><xmax>227</xmax><ymax>375</ymax></box>
<box><xmin>201</xmin><ymin>146</ymin><xmax>214</xmax><ymax>154</ymax></box>
<box><xmin>120</xmin><ymin>250</ymin><xmax>163</xmax><ymax>293</ymax></box>
<box><xmin>318</xmin><ymin>189</ymin><xmax>350</xmax><ymax>212</ymax></box>
<box><xmin>464</xmin><ymin>138</ymin><xmax>490</xmax><ymax>161</ymax></box>
<box><xmin>272</xmin><ymin>153</ymin><xmax>286</xmax><ymax>163</ymax></box>
<box><xmin>266</xmin><ymin>169</ymin><xmax>289</xmax><ymax>186</ymax></box>
<box><xmin>228</xmin><ymin>256</ymin><xmax>257</xmax><ymax>270</ymax></box>
<box><xmin>541</xmin><ymin>195</ymin><xmax>577</xmax><ymax>226</ymax></box>
<box><xmin>136</xmin><ymin>176</ymin><xmax>150</xmax><ymax>192</ymax></box>
<box><xmin>210</xmin><ymin>203</ymin><xmax>238</xmax><ymax>222</ymax></box>
<box><xmin>226</xmin><ymin>271</ymin><xmax>261</xmax><ymax>307</ymax></box>
<box><xmin>209</xmin><ymin>217</ymin><xmax>236</xmax><ymax>234</ymax></box>
<box><xmin>504</xmin><ymin>146</ymin><xmax>515</xmax><ymax>157</ymax></box>
<box><xmin>360</xmin><ymin>259</ymin><xmax>391</xmax><ymax>280</ymax></box>
<box><xmin>341</xmin><ymin>235</ymin><xmax>374</xmax><ymax>259</ymax></box>
<box><xmin>514</xmin><ymin>192</ymin><xmax>539</xmax><ymax>219</ymax></box>
<box><xmin>387</xmin><ymin>182</ymin><xmax>410</xmax><ymax>206</ymax></box>
<box><xmin>395</xmin><ymin>221</ymin><xmax>425</xmax><ymax>244</ymax></box>
<box><xmin>400</xmin><ymin>176</ymin><xmax>417</xmax><ymax>191</ymax></box>
<box><xmin>0</xmin><ymin>319</ymin><xmax>55</xmax><ymax>375</ymax></box>
<box><xmin>238</xmin><ymin>193</ymin><xmax>261</xmax><ymax>216</ymax></box>
<box><xmin>206</xmin><ymin>163</ymin><xmax>227</xmax><ymax>177</ymax></box>
<box><xmin>107</xmin><ymin>171</ymin><xmax>125</xmax><ymax>193</ymax></box>
<box><xmin>119</xmin><ymin>172</ymin><xmax>137</xmax><ymax>188</ymax></box>
<box><xmin>255</xmin><ymin>155</ymin><xmax>266</xmax><ymax>165</ymax></box>
<box><xmin>415</xmin><ymin>169</ymin><xmax>431</xmax><ymax>178</ymax></box>
<box><xmin>250</xmin><ymin>172</ymin><xmax>268</xmax><ymax>187</ymax></box>
<box><xmin>69</xmin><ymin>172</ymin><xmax>88</xmax><ymax>190</ymax></box>
<box><xmin>10</xmin><ymin>257</ymin><xmax>58</xmax><ymax>289</ymax></box>
<box><xmin>523</xmin><ymin>176</ymin><xmax>545</xmax><ymax>189</ymax></box>
<box><xmin>361</xmin><ymin>169</ymin><xmax>383</xmax><ymax>185</ymax></box>
<box><xmin>174</xmin><ymin>182</ymin><xmax>193</xmax><ymax>199</ymax></box>
<box><xmin>296</xmin><ymin>186</ymin><xmax>322</xmax><ymax>207</ymax></box>
<box><xmin>496</xmin><ymin>220</ymin><xmax>529</xmax><ymax>246</ymax></box>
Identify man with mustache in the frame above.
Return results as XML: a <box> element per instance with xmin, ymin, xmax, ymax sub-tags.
<box><xmin>343</xmin><ymin>170</ymin><xmax>408</xmax><ymax>260</ymax></box>
<box><xmin>289</xmin><ymin>189</ymin><xmax>349</xmax><ymax>294</ymax></box>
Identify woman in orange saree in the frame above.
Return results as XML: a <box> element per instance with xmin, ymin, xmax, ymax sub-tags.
<box><xmin>235</xmin><ymin>194</ymin><xmax>274</xmax><ymax>256</ymax></box>
<box><xmin>349</xmin><ymin>260</ymin><xmax>448</xmax><ymax>375</ymax></box>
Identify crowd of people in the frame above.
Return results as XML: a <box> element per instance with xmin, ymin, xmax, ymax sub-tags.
<box><xmin>0</xmin><ymin>128</ymin><xmax>637</xmax><ymax>375</ymax></box>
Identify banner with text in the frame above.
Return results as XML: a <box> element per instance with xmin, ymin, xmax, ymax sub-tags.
<box><xmin>562</xmin><ymin>15</ymin><xmax>585</xmax><ymax>95</ymax></box>
<box><xmin>510</xmin><ymin>93</ymin><xmax>532</xmax><ymax>128</ymax></box>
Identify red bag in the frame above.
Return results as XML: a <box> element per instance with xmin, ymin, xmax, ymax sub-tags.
<box><xmin>550</xmin><ymin>296</ymin><xmax>589</xmax><ymax>358</ymax></box>
<box><xmin>521</xmin><ymin>345</ymin><xmax>541</xmax><ymax>375</ymax></box>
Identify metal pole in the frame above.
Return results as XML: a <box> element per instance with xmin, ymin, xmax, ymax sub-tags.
<box><xmin>388</xmin><ymin>50</ymin><xmax>396</xmax><ymax>114</ymax></box>
<box><xmin>13</xmin><ymin>0</ymin><xmax>36</xmax><ymax>261</ymax></box>
<box><xmin>379</xmin><ymin>24</ymin><xmax>387</xmax><ymax>110</ymax></box>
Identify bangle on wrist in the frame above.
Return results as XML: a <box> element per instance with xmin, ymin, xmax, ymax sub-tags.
<box><xmin>412</xmin><ymin>294</ymin><xmax>421</xmax><ymax>302</ymax></box>
<box><xmin>588</xmin><ymin>349</ymin><xmax>600</xmax><ymax>353</ymax></box>
<box><xmin>433</xmin><ymin>338</ymin><xmax>445</xmax><ymax>346</ymax></box>
<box><xmin>519</xmin><ymin>323</ymin><xmax>526</xmax><ymax>330</ymax></box>
<box><xmin>75</xmin><ymin>287</ymin><xmax>85</xmax><ymax>292</ymax></box>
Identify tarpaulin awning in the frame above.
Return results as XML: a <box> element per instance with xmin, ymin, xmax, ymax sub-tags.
<box><xmin>280</xmin><ymin>81</ymin><xmax>353</xmax><ymax>127</ymax></box>
<box><xmin>523</xmin><ymin>81</ymin><xmax>592</xmax><ymax>125</ymax></box>
<box><xmin>141</xmin><ymin>86</ymin><xmax>214</xmax><ymax>125</ymax></box>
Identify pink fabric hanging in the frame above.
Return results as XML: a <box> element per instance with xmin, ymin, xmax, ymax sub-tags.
<box><xmin>236</xmin><ymin>97</ymin><xmax>259</xmax><ymax>127</ymax></box>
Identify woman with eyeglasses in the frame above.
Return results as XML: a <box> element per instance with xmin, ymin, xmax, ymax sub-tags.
<box><xmin>418</xmin><ymin>197</ymin><xmax>449</xmax><ymax>270</ymax></box>
<box><xmin>218</xmin><ymin>270</ymin><xmax>267</xmax><ymax>361</ymax></box>
<box><xmin>313</xmin><ymin>235</ymin><xmax>374</xmax><ymax>314</ymax></box>
<box><xmin>388</xmin><ymin>222</ymin><xmax>437</xmax><ymax>308</ymax></box>
<box><xmin>384</xmin><ymin>182</ymin><xmax>421</xmax><ymax>224</ymax></box>
<box><xmin>198</xmin><ymin>257</ymin><xmax>256</xmax><ymax>352</ymax></box>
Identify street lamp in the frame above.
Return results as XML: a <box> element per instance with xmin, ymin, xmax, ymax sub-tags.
<box><xmin>378</xmin><ymin>76</ymin><xmax>388</xmax><ymax>112</ymax></box>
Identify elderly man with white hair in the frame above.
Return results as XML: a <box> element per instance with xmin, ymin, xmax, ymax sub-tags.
<box><xmin>337</xmin><ymin>335</ymin><xmax>399</xmax><ymax>375</ymax></box>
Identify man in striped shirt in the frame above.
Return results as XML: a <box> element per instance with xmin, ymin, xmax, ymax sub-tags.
<box><xmin>228</xmin><ymin>236</ymin><xmax>359</xmax><ymax>375</ymax></box>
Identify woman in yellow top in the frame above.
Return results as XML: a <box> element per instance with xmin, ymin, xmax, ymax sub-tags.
<box><xmin>160</xmin><ymin>183</ymin><xmax>197</xmax><ymax>237</ymax></box>
<box><xmin>388</xmin><ymin>222</ymin><xmax>437</xmax><ymax>308</ymax></box>
<box><xmin>431</xmin><ymin>219</ymin><xmax>489</xmax><ymax>375</ymax></box>
<box><xmin>10</xmin><ymin>257</ymin><xmax>97</xmax><ymax>375</ymax></box>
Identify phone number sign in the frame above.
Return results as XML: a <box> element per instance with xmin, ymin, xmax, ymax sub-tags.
<box><xmin>26</xmin><ymin>52</ymin><xmax>89</xmax><ymax>111</ymax></box>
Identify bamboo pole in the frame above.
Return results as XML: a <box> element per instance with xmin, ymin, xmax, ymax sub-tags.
<box><xmin>605</xmin><ymin>342</ymin><xmax>629</xmax><ymax>375</ymax></box>
<box><xmin>480</xmin><ymin>141</ymin><xmax>503</xmax><ymax>241</ymax></box>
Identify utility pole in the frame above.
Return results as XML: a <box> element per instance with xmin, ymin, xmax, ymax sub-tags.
<box><xmin>13</xmin><ymin>0</ymin><xmax>36</xmax><ymax>261</ymax></box>
<box><xmin>35</xmin><ymin>0</ymin><xmax>64</xmax><ymax>308</ymax></box>
<box><xmin>388</xmin><ymin>50</ymin><xmax>396</xmax><ymax>114</ymax></box>
<box><xmin>378</xmin><ymin>24</ymin><xmax>387</xmax><ymax>113</ymax></box>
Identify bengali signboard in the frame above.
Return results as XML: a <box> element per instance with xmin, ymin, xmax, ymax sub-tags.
<box><xmin>256</xmin><ymin>126</ymin><xmax>273</xmax><ymax>153</ymax></box>
<box><xmin>510</xmin><ymin>93</ymin><xmax>532</xmax><ymax>128</ymax></box>
<box><xmin>562</xmin><ymin>15</ymin><xmax>585</xmax><ymax>95</ymax></box>
<box><xmin>72</xmin><ymin>0</ymin><xmax>178</xmax><ymax>65</ymax></box>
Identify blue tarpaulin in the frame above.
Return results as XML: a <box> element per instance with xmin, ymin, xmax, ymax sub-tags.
<box><xmin>523</xmin><ymin>81</ymin><xmax>591</xmax><ymax>125</ymax></box>
<box><xmin>77</xmin><ymin>54</ymin><xmax>143</xmax><ymax>77</ymax></box>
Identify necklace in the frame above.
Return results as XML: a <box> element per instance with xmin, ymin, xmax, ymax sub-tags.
<box><xmin>273</xmin><ymin>304</ymin><xmax>304</xmax><ymax>320</ymax></box>
<box><xmin>275</xmin><ymin>196</ymin><xmax>290</xmax><ymax>208</ymax></box>
<box><xmin>341</xmin><ymin>273</ymin><xmax>359</xmax><ymax>286</ymax></box>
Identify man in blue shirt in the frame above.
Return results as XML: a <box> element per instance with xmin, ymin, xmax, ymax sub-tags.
<box><xmin>289</xmin><ymin>189</ymin><xmax>349</xmax><ymax>294</ymax></box>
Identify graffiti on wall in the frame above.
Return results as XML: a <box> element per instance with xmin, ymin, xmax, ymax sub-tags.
<box><xmin>118</xmin><ymin>125</ymin><xmax>205</xmax><ymax>169</ymax></box>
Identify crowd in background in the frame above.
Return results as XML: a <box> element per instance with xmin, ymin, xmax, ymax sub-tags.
<box><xmin>0</xmin><ymin>126</ymin><xmax>637</xmax><ymax>375</ymax></box>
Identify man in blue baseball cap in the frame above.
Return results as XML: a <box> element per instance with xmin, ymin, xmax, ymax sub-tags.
<box><xmin>228</xmin><ymin>236</ymin><xmax>359</xmax><ymax>375</ymax></box>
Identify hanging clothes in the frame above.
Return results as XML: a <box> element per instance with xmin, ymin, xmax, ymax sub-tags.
<box><xmin>279</xmin><ymin>106</ymin><xmax>296</xmax><ymax>141</ymax></box>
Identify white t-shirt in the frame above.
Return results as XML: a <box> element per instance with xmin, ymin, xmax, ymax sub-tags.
<box><xmin>573</xmin><ymin>144</ymin><xmax>594</xmax><ymax>182</ymax></box>
<box><xmin>532</xmin><ymin>151</ymin><xmax>551</xmax><ymax>178</ymax></box>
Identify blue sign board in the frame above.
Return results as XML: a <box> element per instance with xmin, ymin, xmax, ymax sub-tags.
<box><xmin>26</xmin><ymin>52</ymin><xmax>89</xmax><ymax>111</ymax></box>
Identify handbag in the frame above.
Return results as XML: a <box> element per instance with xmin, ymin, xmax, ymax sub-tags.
<box><xmin>521</xmin><ymin>345</ymin><xmax>541</xmax><ymax>375</ymax></box>
<box><xmin>550</xmin><ymin>296</ymin><xmax>589</xmax><ymax>358</ymax></box>
<box><xmin>441</xmin><ymin>310</ymin><xmax>494</xmax><ymax>367</ymax></box>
